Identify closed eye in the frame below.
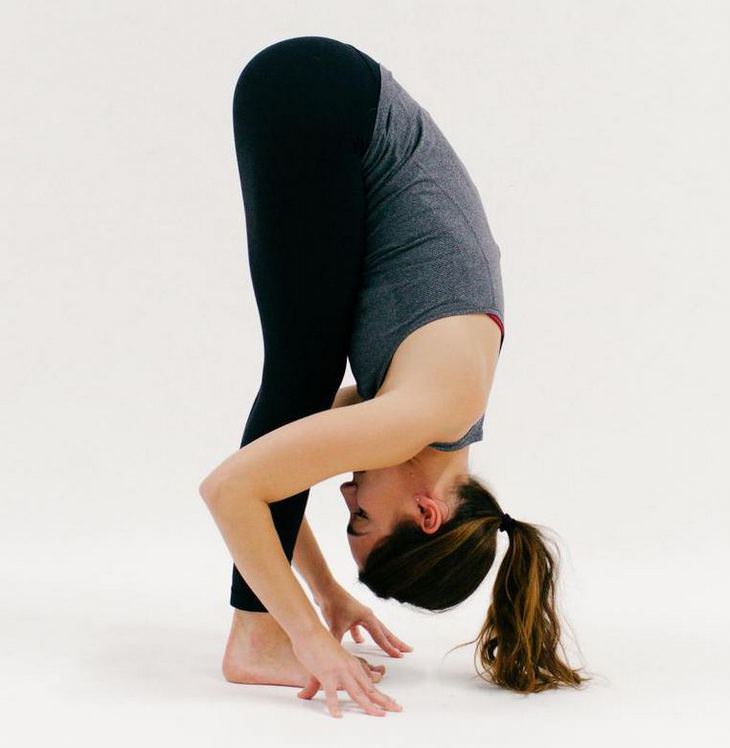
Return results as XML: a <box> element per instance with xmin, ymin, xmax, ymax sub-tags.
<box><xmin>347</xmin><ymin>509</ymin><xmax>368</xmax><ymax>536</ymax></box>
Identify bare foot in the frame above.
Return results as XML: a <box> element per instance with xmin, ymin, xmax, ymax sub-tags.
<box><xmin>222</xmin><ymin>610</ymin><xmax>385</xmax><ymax>688</ymax></box>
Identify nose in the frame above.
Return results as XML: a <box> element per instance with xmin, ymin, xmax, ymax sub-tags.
<box><xmin>339</xmin><ymin>480</ymin><xmax>358</xmax><ymax>512</ymax></box>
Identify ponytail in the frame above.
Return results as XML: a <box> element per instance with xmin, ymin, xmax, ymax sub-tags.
<box><xmin>452</xmin><ymin>515</ymin><xmax>588</xmax><ymax>692</ymax></box>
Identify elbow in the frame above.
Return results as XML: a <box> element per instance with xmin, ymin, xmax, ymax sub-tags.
<box><xmin>199</xmin><ymin>471</ymin><xmax>253</xmax><ymax>508</ymax></box>
<box><xmin>199</xmin><ymin>473</ymin><xmax>224</xmax><ymax>506</ymax></box>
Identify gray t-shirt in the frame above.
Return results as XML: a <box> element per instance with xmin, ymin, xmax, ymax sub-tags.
<box><xmin>349</xmin><ymin>62</ymin><xmax>505</xmax><ymax>451</ymax></box>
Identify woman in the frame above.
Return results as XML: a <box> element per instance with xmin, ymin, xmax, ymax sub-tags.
<box><xmin>200</xmin><ymin>35</ymin><xmax>587</xmax><ymax>718</ymax></box>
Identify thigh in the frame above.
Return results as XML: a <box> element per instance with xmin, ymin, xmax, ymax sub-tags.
<box><xmin>232</xmin><ymin>35</ymin><xmax>380</xmax><ymax>434</ymax></box>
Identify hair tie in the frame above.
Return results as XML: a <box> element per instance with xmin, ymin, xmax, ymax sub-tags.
<box><xmin>498</xmin><ymin>512</ymin><xmax>516</xmax><ymax>533</ymax></box>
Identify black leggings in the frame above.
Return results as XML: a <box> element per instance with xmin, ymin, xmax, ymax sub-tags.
<box><xmin>229</xmin><ymin>36</ymin><xmax>381</xmax><ymax>611</ymax></box>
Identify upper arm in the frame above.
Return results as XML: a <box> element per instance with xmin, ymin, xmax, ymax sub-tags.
<box><xmin>200</xmin><ymin>388</ymin><xmax>454</xmax><ymax>504</ymax></box>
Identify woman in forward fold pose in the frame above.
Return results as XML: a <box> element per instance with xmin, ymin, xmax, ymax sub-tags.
<box><xmin>200</xmin><ymin>35</ymin><xmax>588</xmax><ymax>719</ymax></box>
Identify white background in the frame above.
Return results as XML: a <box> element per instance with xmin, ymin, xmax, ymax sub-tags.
<box><xmin>2</xmin><ymin>1</ymin><xmax>728</xmax><ymax>745</ymax></box>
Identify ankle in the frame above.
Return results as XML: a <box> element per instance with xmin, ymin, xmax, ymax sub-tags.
<box><xmin>232</xmin><ymin>608</ymin><xmax>271</xmax><ymax>624</ymax></box>
<box><xmin>231</xmin><ymin>609</ymin><xmax>286</xmax><ymax>637</ymax></box>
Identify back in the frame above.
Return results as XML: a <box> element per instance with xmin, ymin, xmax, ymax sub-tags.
<box><xmin>348</xmin><ymin>61</ymin><xmax>505</xmax><ymax>451</ymax></box>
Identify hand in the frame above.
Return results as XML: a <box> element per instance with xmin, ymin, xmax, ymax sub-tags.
<box><xmin>292</xmin><ymin>626</ymin><xmax>403</xmax><ymax>718</ymax></box>
<box><xmin>316</xmin><ymin>583</ymin><xmax>413</xmax><ymax>658</ymax></box>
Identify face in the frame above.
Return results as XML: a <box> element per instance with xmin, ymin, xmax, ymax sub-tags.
<box><xmin>339</xmin><ymin>463</ymin><xmax>455</xmax><ymax>571</ymax></box>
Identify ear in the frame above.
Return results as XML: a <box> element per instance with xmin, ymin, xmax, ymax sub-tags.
<box><xmin>415</xmin><ymin>494</ymin><xmax>447</xmax><ymax>534</ymax></box>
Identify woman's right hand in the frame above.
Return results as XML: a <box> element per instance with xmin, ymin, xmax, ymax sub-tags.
<box><xmin>291</xmin><ymin>626</ymin><xmax>403</xmax><ymax>718</ymax></box>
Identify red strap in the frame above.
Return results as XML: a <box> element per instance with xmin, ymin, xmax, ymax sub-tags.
<box><xmin>487</xmin><ymin>312</ymin><xmax>504</xmax><ymax>342</ymax></box>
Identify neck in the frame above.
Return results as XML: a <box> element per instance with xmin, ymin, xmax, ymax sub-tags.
<box><xmin>408</xmin><ymin>446</ymin><xmax>469</xmax><ymax>502</ymax></box>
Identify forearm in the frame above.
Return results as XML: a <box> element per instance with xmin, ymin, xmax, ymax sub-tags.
<box><xmin>201</xmin><ymin>486</ymin><xmax>325</xmax><ymax>643</ymax></box>
<box><xmin>290</xmin><ymin>386</ymin><xmax>360</xmax><ymax>600</ymax></box>
<box><xmin>287</xmin><ymin>384</ymin><xmax>360</xmax><ymax>602</ymax></box>
<box><xmin>200</xmin><ymin>384</ymin><xmax>360</xmax><ymax>635</ymax></box>
<box><xmin>293</xmin><ymin>516</ymin><xmax>339</xmax><ymax>605</ymax></box>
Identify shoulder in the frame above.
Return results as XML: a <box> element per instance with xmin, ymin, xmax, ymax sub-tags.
<box><xmin>377</xmin><ymin>313</ymin><xmax>499</xmax><ymax>436</ymax></box>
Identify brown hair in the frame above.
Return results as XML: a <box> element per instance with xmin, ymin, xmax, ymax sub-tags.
<box><xmin>357</xmin><ymin>474</ymin><xmax>590</xmax><ymax>693</ymax></box>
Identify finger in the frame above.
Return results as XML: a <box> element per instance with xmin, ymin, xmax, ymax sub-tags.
<box><xmin>344</xmin><ymin>673</ymin><xmax>387</xmax><ymax>717</ymax></box>
<box><xmin>356</xmin><ymin>656</ymin><xmax>385</xmax><ymax>679</ymax></box>
<box><xmin>350</xmin><ymin>624</ymin><xmax>365</xmax><ymax>643</ymax></box>
<box><xmin>323</xmin><ymin>680</ymin><xmax>343</xmax><ymax>719</ymax></box>
<box><xmin>355</xmin><ymin>655</ymin><xmax>373</xmax><ymax>675</ymax></box>
<box><xmin>363</xmin><ymin>664</ymin><xmax>384</xmax><ymax>683</ymax></box>
<box><xmin>297</xmin><ymin>675</ymin><xmax>320</xmax><ymax>700</ymax></box>
<box><xmin>357</xmin><ymin>656</ymin><xmax>386</xmax><ymax>675</ymax></box>
<box><xmin>365</xmin><ymin>668</ymin><xmax>383</xmax><ymax>684</ymax></box>
<box><xmin>345</xmin><ymin>659</ymin><xmax>383</xmax><ymax>689</ymax></box>
<box><xmin>353</xmin><ymin>671</ymin><xmax>402</xmax><ymax>713</ymax></box>
<box><xmin>363</xmin><ymin>620</ymin><xmax>405</xmax><ymax>658</ymax></box>
<box><xmin>355</xmin><ymin>656</ymin><xmax>370</xmax><ymax>679</ymax></box>
<box><xmin>378</xmin><ymin>621</ymin><xmax>413</xmax><ymax>652</ymax></box>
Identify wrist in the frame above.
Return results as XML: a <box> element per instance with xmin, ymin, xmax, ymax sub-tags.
<box><xmin>288</xmin><ymin>615</ymin><xmax>332</xmax><ymax>649</ymax></box>
<box><xmin>312</xmin><ymin>574</ymin><xmax>342</xmax><ymax>606</ymax></box>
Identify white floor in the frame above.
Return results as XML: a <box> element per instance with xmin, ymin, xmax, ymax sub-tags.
<box><xmin>2</xmin><ymin>529</ymin><xmax>726</xmax><ymax>747</ymax></box>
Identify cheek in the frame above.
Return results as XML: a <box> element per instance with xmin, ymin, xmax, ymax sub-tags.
<box><xmin>356</xmin><ymin>483</ymin><xmax>378</xmax><ymax>510</ymax></box>
<box><xmin>357</xmin><ymin>486</ymin><xmax>387</xmax><ymax>520</ymax></box>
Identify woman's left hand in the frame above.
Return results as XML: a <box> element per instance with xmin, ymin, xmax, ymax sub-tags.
<box><xmin>315</xmin><ymin>582</ymin><xmax>413</xmax><ymax>658</ymax></box>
